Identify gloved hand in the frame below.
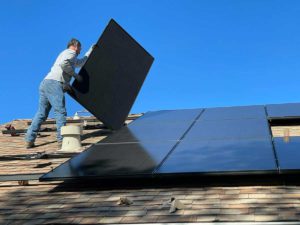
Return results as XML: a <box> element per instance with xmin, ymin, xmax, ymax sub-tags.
<box><xmin>62</xmin><ymin>83</ymin><xmax>72</xmax><ymax>93</ymax></box>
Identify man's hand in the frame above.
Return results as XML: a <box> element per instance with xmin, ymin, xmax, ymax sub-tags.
<box><xmin>62</xmin><ymin>83</ymin><xmax>73</xmax><ymax>93</ymax></box>
<box><xmin>85</xmin><ymin>44</ymin><xmax>97</xmax><ymax>57</ymax></box>
<box><xmin>74</xmin><ymin>74</ymin><xmax>83</xmax><ymax>82</ymax></box>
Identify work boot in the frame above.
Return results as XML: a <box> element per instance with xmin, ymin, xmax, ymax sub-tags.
<box><xmin>25</xmin><ymin>141</ymin><xmax>35</xmax><ymax>149</ymax></box>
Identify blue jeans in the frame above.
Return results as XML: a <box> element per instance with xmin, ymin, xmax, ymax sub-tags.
<box><xmin>25</xmin><ymin>79</ymin><xmax>67</xmax><ymax>142</ymax></box>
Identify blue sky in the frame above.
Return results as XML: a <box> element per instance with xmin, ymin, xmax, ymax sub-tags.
<box><xmin>1</xmin><ymin>0</ymin><xmax>300</xmax><ymax>124</ymax></box>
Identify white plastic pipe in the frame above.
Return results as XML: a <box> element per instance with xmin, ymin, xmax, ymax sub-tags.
<box><xmin>60</xmin><ymin>125</ymin><xmax>82</xmax><ymax>152</ymax></box>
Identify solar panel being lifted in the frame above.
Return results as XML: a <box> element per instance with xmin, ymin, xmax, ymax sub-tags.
<box><xmin>70</xmin><ymin>19</ymin><xmax>154</xmax><ymax>130</ymax></box>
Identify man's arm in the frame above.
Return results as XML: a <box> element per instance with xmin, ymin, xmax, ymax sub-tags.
<box><xmin>60</xmin><ymin>58</ymin><xmax>76</xmax><ymax>77</ymax></box>
<box><xmin>59</xmin><ymin>51</ymin><xmax>82</xmax><ymax>82</ymax></box>
<box><xmin>60</xmin><ymin>45</ymin><xmax>95</xmax><ymax>79</ymax></box>
<box><xmin>73</xmin><ymin>45</ymin><xmax>94</xmax><ymax>67</ymax></box>
<box><xmin>59</xmin><ymin>52</ymin><xmax>76</xmax><ymax>76</ymax></box>
<box><xmin>72</xmin><ymin>56</ymin><xmax>88</xmax><ymax>68</ymax></box>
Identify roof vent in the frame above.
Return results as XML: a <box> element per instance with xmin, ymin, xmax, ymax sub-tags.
<box><xmin>73</xmin><ymin>112</ymin><xmax>80</xmax><ymax>120</ymax></box>
<box><xmin>59</xmin><ymin>125</ymin><xmax>82</xmax><ymax>152</ymax></box>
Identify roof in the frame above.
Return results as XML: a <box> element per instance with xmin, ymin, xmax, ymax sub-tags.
<box><xmin>1</xmin><ymin>115</ymin><xmax>300</xmax><ymax>224</ymax></box>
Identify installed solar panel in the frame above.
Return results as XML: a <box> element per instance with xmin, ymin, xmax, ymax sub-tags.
<box><xmin>138</xmin><ymin>109</ymin><xmax>203</xmax><ymax>123</ymax></box>
<box><xmin>70</xmin><ymin>19</ymin><xmax>154</xmax><ymax>130</ymax></box>
<box><xmin>199</xmin><ymin>105</ymin><xmax>266</xmax><ymax>121</ymax></box>
<box><xmin>157</xmin><ymin>138</ymin><xmax>277</xmax><ymax>174</ymax></box>
<box><xmin>41</xmin><ymin>141</ymin><xmax>178</xmax><ymax>180</ymax></box>
<box><xmin>101</xmin><ymin>121</ymin><xmax>197</xmax><ymax>143</ymax></box>
<box><xmin>40</xmin><ymin>109</ymin><xmax>203</xmax><ymax>181</ymax></box>
<box><xmin>183</xmin><ymin>118</ymin><xmax>270</xmax><ymax>141</ymax></box>
<box><xmin>266</xmin><ymin>103</ymin><xmax>300</xmax><ymax>119</ymax></box>
<box><xmin>101</xmin><ymin>109</ymin><xmax>203</xmax><ymax>143</ymax></box>
<box><xmin>42</xmin><ymin>103</ymin><xmax>300</xmax><ymax>182</ymax></box>
<box><xmin>273</xmin><ymin>137</ymin><xmax>300</xmax><ymax>171</ymax></box>
<box><xmin>157</xmin><ymin>106</ymin><xmax>276</xmax><ymax>174</ymax></box>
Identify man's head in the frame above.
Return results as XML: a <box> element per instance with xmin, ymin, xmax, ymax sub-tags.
<box><xmin>67</xmin><ymin>38</ymin><xmax>82</xmax><ymax>55</ymax></box>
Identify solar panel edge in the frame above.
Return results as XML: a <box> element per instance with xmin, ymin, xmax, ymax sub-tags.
<box><xmin>41</xmin><ymin>171</ymin><xmax>281</xmax><ymax>182</ymax></box>
<box><xmin>108</xmin><ymin>19</ymin><xmax>155</xmax><ymax>61</ymax></box>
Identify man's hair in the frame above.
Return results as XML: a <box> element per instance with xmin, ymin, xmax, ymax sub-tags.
<box><xmin>67</xmin><ymin>38</ymin><xmax>81</xmax><ymax>48</ymax></box>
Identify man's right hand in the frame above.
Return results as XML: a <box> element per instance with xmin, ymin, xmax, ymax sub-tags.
<box><xmin>85</xmin><ymin>44</ymin><xmax>96</xmax><ymax>57</ymax></box>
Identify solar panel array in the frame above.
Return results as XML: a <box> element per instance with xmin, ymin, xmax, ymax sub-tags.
<box><xmin>157</xmin><ymin>106</ymin><xmax>276</xmax><ymax>174</ymax></box>
<box><xmin>40</xmin><ymin>103</ymin><xmax>300</xmax><ymax>181</ymax></box>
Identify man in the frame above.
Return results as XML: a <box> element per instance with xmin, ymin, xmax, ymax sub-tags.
<box><xmin>25</xmin><ymin>38</ymin><xmax>94</xmax><ymax>149</ymax></box>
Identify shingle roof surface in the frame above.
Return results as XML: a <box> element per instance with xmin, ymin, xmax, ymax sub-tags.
<box><xmin>1</xmin><ymin>115</ymin><xmax>300</xmax><ymax>224</ymax></box>
<box><xmin>0</xmin><ymin>118</ymin><xmax>110</xmax><ymax>175</ymax></box>
<box><xmin>1</xmin><ymin>182</ymin><xmax>300</xmax><ymax>224</ymax></box>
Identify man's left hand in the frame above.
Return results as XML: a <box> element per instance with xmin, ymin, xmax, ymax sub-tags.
<box><xmin>63</xmin><ymin>83</ymin><xmax>73</xmax><ymax>93</ymax></box>
<box><xmin>74</xmin><ymin>74</ymin><xmax>83</xmax><ymax>82</ymax></box>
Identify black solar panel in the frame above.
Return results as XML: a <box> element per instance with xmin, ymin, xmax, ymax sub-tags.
<box><xmin>70</xmin><ymin>19</ymin><xmax>154</xmax><ymax>130</ymax></box>
<box><xmin>101</xmin><ymin>109</ymin><xmax>203</xmax><ymax>143</ymax></box>
<box><xmin>41</xmin><ymin>141</ymin><xmax>178</xmax><ymax>180</ymax></box>
<box><xmin>157</xmin><ymin>106</ymin><xmax>276</xmax><ymax>174</ymax></box>
<box><xmin>183</xmin><ymin>118</ymin><xmax>270</xmax><ymax>141</ymax></box>
<box><xmin>273</xmin><ymin>137</ymin><xmax>300</xmax><ymax>172</ymax></box>
<box><xmin>40</xmin><ymin>109</ymin><xmax>203</xmax><ymax>181</ymax></box>
<box><xmin>138</xmin><ymin>109</ymin><xmax>202</xmax><ymax>122</ymax></box>
<box><xmin>157</xmin><ymin>138</ymin><xmax>277</xmax><ymax>174</ymax></box>
<box><xmin>266</xmin><ymin>103</ymin><xmax>300</xmax><ymax>119</ymax></box>
<box><xmin>199</xmin><ymin>105</ymin><xmax>266</xmax><ymax>121</ymax></box>
<box><xmin>100</xmin><ymin>121</ymin><xmax>197</xmax><ymax>143</ymax></box>
<box><xmin>41</xmin><ymin>104</ymin><xmax>300</xmax><ymax>182</ymax></box>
